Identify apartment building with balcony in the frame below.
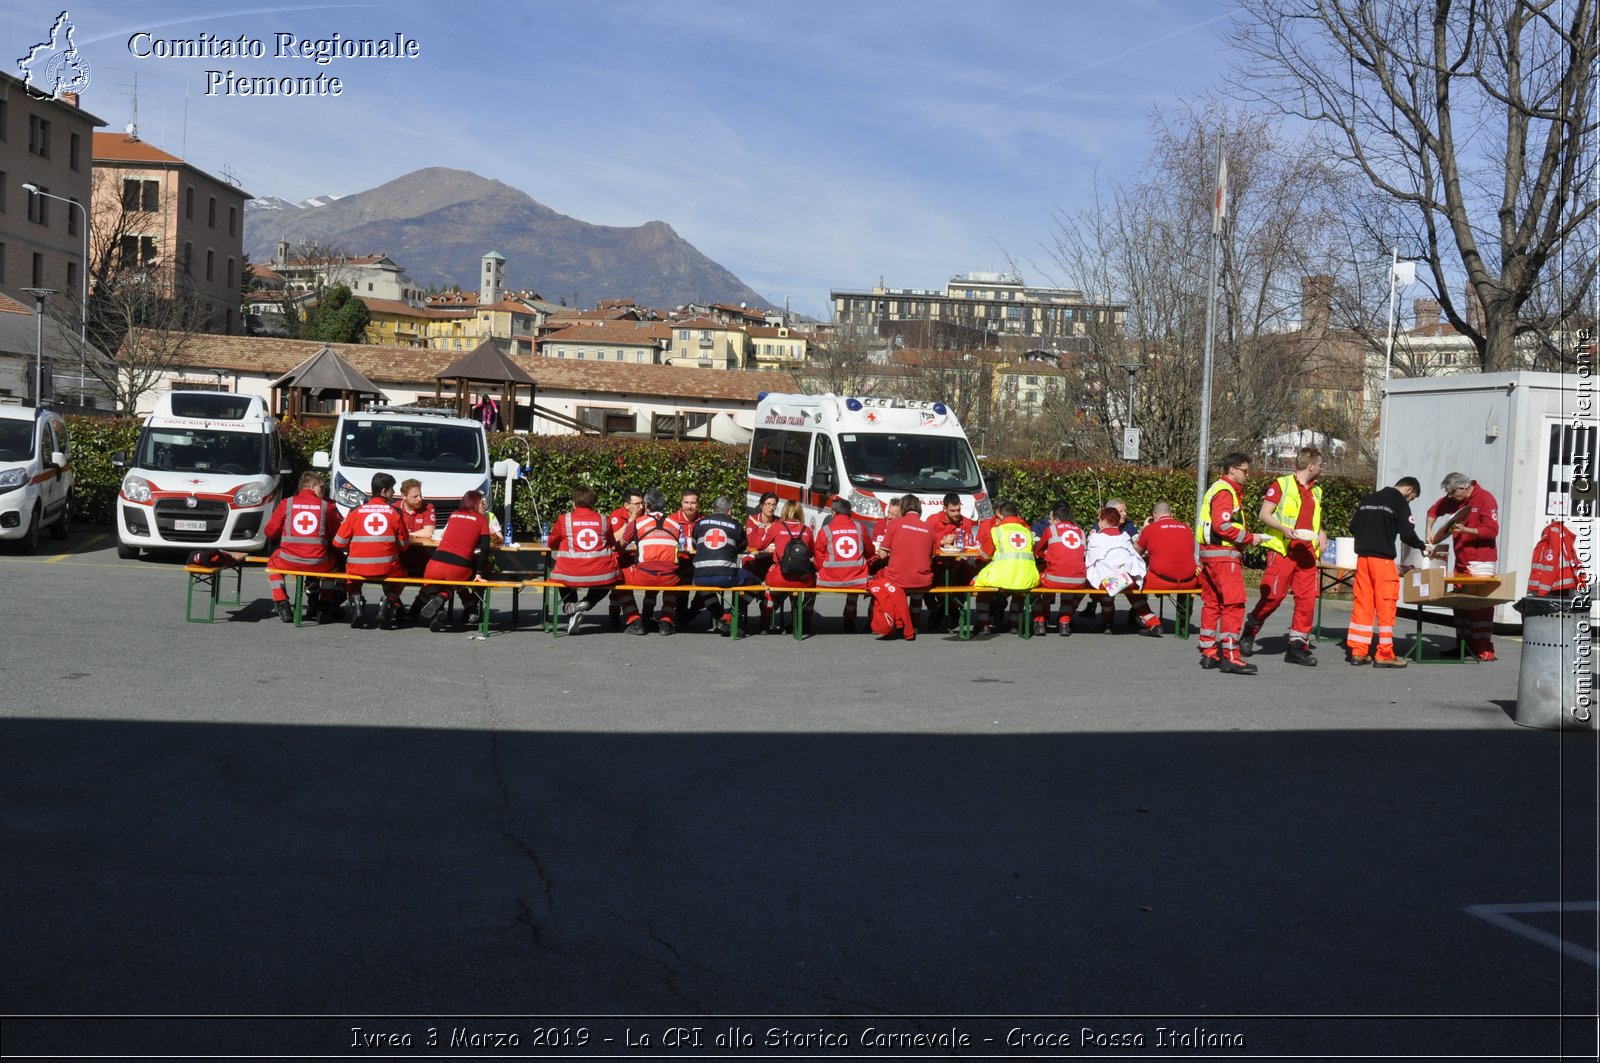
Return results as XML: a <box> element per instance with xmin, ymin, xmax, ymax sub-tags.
<box><xmin>92</xmin><ymin>131</ymin><xmax>251</xmax><ymax>333</ymax></box>
<box><xmin>831</xmin><ymin>271</ymin><xmax>1126</xmax><ymax>346</ymax></box>
<box><xmin>664</xmin><ymin>315</ymin><xmax>749</xmax><ymax>369</ymax></box>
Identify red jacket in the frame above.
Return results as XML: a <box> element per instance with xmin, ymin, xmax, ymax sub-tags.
<box><xmin>265</xmin><ymin>489</ymin><xmax>340</xmax><ymax>571</ymax></box>
<box><xmin>1529</xmin><ymin>520</ymin><xmax>1587</xmax><ymax>595</ymax></box>
<box><xmin>1035</xmin><ymin>518</ymin><xmax>1089</xmax><ymax>587</ymax></box>
<box><xmin>426</xmin><ymin>509</ymin><xmax>492</xmax><ymax>578</ymax></box>
<box><xmin>815</xmin><ymin>514</ymin><xmax>871</xmax><ymax>587</ymax></box>
<box><xmin>616</xmin><ymin>511</ymin><xmax>680</xmax><ymax>579</ymax></box>
<box><xmin>333</xmin><ymin>497</ymin><xmax>409</xmax><ymax>579</ymax></box>
<box><xmin>879</xmin><ymin>514</ymin><xmax>936</xmax><ymax>589</ymax></box>
<box><xmin>550</xmin><ymin>506</ymin><xmax>622</xmax><ymax>586</ymax></box>
<box><xmin>924</xmin><ymin>509</ymin><xmax>973</xmax><ymax>549</ymax></box>
<box><xmin>1428</xmin><ymin>482</ymin><xmax>1500</xmax><ymax>566</ymax></box>
<box><xmin>1138</xmin><ymin>515</ymin><xmax>1199</xmax><ymax>584</ymax></box>
<box><xmin>763</xmin><ymin>518</ymin><xmax>816</xmax><ymax>589</ymax></box>
<box><xmin>392</xmin><ymin>500</ymin><xmax>437</xmax><ymax>533</ymax></box>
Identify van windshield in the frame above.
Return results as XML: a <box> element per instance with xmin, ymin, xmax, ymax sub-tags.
<box><xmin>0</xmin><ymin>419</ymin><xmax>36</xmax><ymax>462</ymax></box>
<box><xmin>838</xmin><ymin>432</ymin><xmax>983</xmax><ymax>492</ymax></box>
<box><xmin>137</xmin><ymin>427</ymin><xmax>267</xmax><ymax>475</ymax></box>
<box><xmin>337</xmin><ymin>420</ymin><xmax>487</xmax><ymax>474</ymax></box>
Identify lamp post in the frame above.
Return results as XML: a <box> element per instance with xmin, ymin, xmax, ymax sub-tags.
<box><xmin>20</xmin><ymin>288</ymin><xmax>58</xmax><ymax>408</ymax></box>
<box><xmin>23</xmin><ymin>184</ymin><xmax>89</xmax><ymax>401</ymax></box>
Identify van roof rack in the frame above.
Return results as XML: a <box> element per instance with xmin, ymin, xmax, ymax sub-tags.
<box><xmin>360</xmin><ymin>403</ymin><xmax>459</xmax><ymax>417</ymax></box>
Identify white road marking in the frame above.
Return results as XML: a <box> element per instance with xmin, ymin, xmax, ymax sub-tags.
<box><xmin>1464</xmin><ymin>901</ymin><xmax>1600</xmax><ymax>966</ymax></box>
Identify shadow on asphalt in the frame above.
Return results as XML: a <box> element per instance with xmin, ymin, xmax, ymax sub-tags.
<box><xmin>2</xmin><ymin>718</ymin><xmax>1595</xmax><ymax>1057</ymax></box>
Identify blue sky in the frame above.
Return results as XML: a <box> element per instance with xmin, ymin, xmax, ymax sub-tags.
<box><xmin>7</xmin><ymin>0</ymin><xmax>1237</xmax><ymax>316</ymax></box>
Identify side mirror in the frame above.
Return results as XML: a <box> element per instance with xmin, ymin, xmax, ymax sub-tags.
<box><xmin>311</xmin><ymin>450</ymin><xmax>331</xmax><ymax>469</ymax></box>
<box><xmin>112</xmin><ymin>450</ymin><xmax>127</xmax><ymax>469</ymax></box>
<box><xmin>50</xmin><ymin>450</ymin><xmax>67</xmax><ymax>468</ymax></box>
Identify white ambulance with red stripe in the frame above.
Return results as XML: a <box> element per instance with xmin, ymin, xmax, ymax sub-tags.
<box><xmin>114</xmin><ymin>392</ymin><xmax>288</xmax><ymax>559</ymax></box>
<box><xmin>0</xmin><ymin>406</ymin><xmax>73</xmax><ymax>552</ymax></box>
<box><xmin>747</xmin><ymin>392</ymin><xmax>989</xmax><ymax>535</ymax></box>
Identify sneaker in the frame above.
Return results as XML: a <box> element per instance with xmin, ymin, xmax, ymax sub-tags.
<box><xmin>1475</xmin><ymin>648</ymin><xmax>1497</xmax><ymax>663</ymax></box>
<box><xmin>713</xmin><ymin>617</ymin><xmax>732</xmax><ymax>637</ymax></box>
<box><xmin>346</xmin><ymin>596</ymin><xmax>365</xmax><ymax>628</ymax></box>
<box><xmin>1217</xmin><ymin>654</ymin><xmax>1258</xmax><ymax>675</ymax></box>
<box><xmin>657</xmin><ymin>618</ymin><xmax>674</xmax><ymax>636</ymax></box>
<box><xmin>429</xmin><ymin>610</ymin><xmax>449</xmax><ymax>633</ymax></box>
<box><xmin>1199</xmin><ymin>652</ymin><xmax>1219</xmax><ymax>669</ymax></box>
<box><xmin>1346</xmin><ymin>652</ymin><xmax>1371</xmax><ymax>666</ymax></box>
<box><xmin>1284</xmin><ymin>643</ymin><xmax>1318</xmax><ymax>666</ymax></box>
<box><xmin>565</xmin><ymin>610</ymin><xmax>582</xmax><ymax>636</ymax></box>
<box><xmin>378</xmin><ymin>598</ymin><xmax>398</xmax><ymax>631</ymax></box>
<box><xmin>1032</xmin><ymin>618</ymin><xmax>1047</xmax><ymax>636</ymax></box>
<box><xmin>977</xmin><ymin>623</ymin><xmax>994</xmax><ymax>637</ymax></box>
<box><xmin>625</xmin><ymin>617</ymin><xmax>646</xmax><ymax>635</ymax></box>
<box><xmin>560</xmin><ymin>600</ymin><xmax>581</xmax><ymax>616</ymax></box>
<box><xmin>1372</xmin><ymin>655</ymin><xmax>1409</xmax><ymax>668</ymax></box>
<box><xmin>1138</xmin><ymin>624</ymin><xmax>1163</xmax><ymax>638</ymax></box>
<box><xmin>1239</xmin><ymin>634</ymin><xmax>1257</xmax><ymax>657</ymax></box>
<box><xmin>418</xmin><ymin>594</ymin><xmax>446</xmax><ymax>623</ymax></box>
<box><xmin>1058</xmin><ymin>620</ymin><xmax>1072</xmax><ymax>637</ymax></box>
<box><xmin>276</xmin><ymin>600</ymin><xmax>295</xmax><ymax>624</ymax></box>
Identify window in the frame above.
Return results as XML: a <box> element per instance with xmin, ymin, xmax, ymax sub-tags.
<box><xmin>0</xmin><ymin>99</ymin><xmax>7</xmax><ymax>141</ymax></box>
<box><xmin>576</xmin><ymin>349</ymin><xmax>585</xmax><ymax>360</ymax></box>
<box><xmin>678</xmin><ymin>329</ymin><xmax>689</xmax><ymax>341</ymax></box>
<box><xmin>26</xmin><ymin>185</ymin><xmax>48</xmax><ymax>225</ymax></box>
<box><xmin>119</xmin><ymin>235</ymin><xmax>158</xmax><ymax>269</ymax></box>
<box><xmin>28</xmin><ymin>114</ymin><xmax>50</xmax><ymax>157</ymax></box>
<box><xmin>182</xmin><ymin>241</ymin><xmax>193</xmax><ymax>274</ymax></box>
<box><xmin>206</xmin><ymin>249</ymin><xmax>214</xmax><ymax>281</ymax></box>
<box><xmin>124</xmin><ymin>179</ymin><xmax>160</xmax><ymax>211</ymax></box>
<box><xmin>66</xmin><ymin>261</ymin><xmax>77</xmax><ymax>292</ymax></box>
<box><xmin>67</xmin><ymin>198</ymin><xmax>79</xmax><ymax>235</ymax></box>
<box><xmin>228</xmin><ymin>206</ymin><xmax>237</xmax><ymax>237</ymax></box>
<box><xmin>635</xmin><ymin>351</ymin><xmax>647</xmax><ymax>363</ymax></box>
<box><xmin>207</xmin><ymin>195</ymin><xmax>216</xmax><ymax>228</ymax></box>
<box><xmin>749</xmin><ymin>427</ymin><xmax>810</xmax><ymax>483</ymax></box>
<box><xmin>69</xmin><ymin>132</ymin><xmax>80</xmax><ymax>170</ymax></box>
<box><xmin>615</xmin><ymin>350</ymin><xmax>624</xmax><ymax>361</ymax></box>
<box><xmin>576</xmin><ymin>406</ymin><xmax>637</xmax><ymax>434</ymax></box>
<box><xmin>185</xmin><ymin>186</ymin><xmax>194</xmax><ymax>220</ymax></box>
<box><xmin>0</xmin><ymin>171</ymin><xmax>6</xmax><ymax>212</ymax></box>
<box><xmin>0</xmin><ymin>243</ymin><xmax>5</xmax><ymax>284</ymax></box>
<box><xmin>32</xmin><ymin>253</ymin><xmax>43</xmax><ymax>287</ymax></box>
<box><xmin>227</xmin><ymin>257</ymin><xmax>235</xmax><ymax>287</ymax></box>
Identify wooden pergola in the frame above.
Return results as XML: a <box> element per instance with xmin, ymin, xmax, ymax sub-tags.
<box><xmin>435</xmin><ymin>340</ymin><xmax>536</xmax><ymax>429</ymax></box>
<box><xmin>270</xmin><ymin>346</ymin><xmax>386</xmax><ymax>426</ymax></box>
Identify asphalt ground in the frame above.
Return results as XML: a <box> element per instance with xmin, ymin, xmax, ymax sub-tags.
<box><xmin>1</xmin><ymin>531</ymin><xmax>1596</xmax><ymax>1060</ymax></box>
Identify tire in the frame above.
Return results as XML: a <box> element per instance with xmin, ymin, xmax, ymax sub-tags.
<box><xmin>116</xmin><ymin>540</ymin><xmax>140</xmax><ymax>560</ymax></box>
<box><xmin>48</xmin><ymin>494</ymin><xmax>72</xmax><ymax>540</ymax></box>
<box><xmin>18</xmin><ymin>504</ymin><xmax>40</xmax><ymax>554</ymax></box>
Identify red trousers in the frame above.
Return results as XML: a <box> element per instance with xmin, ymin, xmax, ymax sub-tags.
<box><xmin>1347</xmin><ymin>556</ymin><xmax>1399</xmax><ymax>659</ymax></box>
<box><xmin>1198</xmin><ymin>553</ymin><xmax>1246</xmax><ymax>653</ymax></box>
<box><xmin>1452</xmin><ymin>563</ymin><xmax>1496</xmax><ymax>651</ymax></box>
<box><xmin>1246</xmin><ymin>549</ymin><xmax>1319</xmax><ymax>644</ymax></box>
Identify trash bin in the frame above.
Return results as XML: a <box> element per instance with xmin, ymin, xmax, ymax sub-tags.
<box><xmin>1511</xmin><ymin>594</ymin><xmax>1595</xmax><ymax>730</ymax></box>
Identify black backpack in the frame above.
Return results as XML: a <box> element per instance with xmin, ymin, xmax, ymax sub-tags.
<box><xmin>778</xmin><ymin>535</ymin><xmax>815</xmax><ymax>579</ymax></box>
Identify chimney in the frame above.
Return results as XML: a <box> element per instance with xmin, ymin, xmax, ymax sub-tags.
<box><xmin>1413</xmin><ymin>298</ymin><xmax>1442</xmax><ymax>329</ymax></box>
<box><xmin>1301</xmin><ymin>275</ymin><xmax>1332</xmax><ymax>335</ymax></box>
<box><xmin>275</xmin><ymin>240</ymin><xmax>289</xmax><ymax>268</ymax></box>
<box><xmin>60</xmin><ymin>91</ymin><xmax>79</xmax><ymax>108</ymax></box>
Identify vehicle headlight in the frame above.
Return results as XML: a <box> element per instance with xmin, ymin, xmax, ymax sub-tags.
<box><xmin>476</xmin><ymin>478</ymin><xmax>491</xmax><ymax>499</ymax></box>
<box><xmin>0</xmin><ymin>468</ymin><xmax>27</xmax><ymax>493</ymax></box>
<box><xmin>234</xmin><ymin>482</ymin><xmax>265</xmax><ymax>507</ymax></box>
<box><xmin>333</xmin><ymin>473</ymin><xmax>368</xmax><ymax>509</ymax></box>
<box><xmin>847</xmin><ymin>489</ymin><xmax>884</xmax><ymax>518</ymax></box>
<box><xmin>122</xmin><ymin>474</ymin><xmax>152</xmax><ymax>503</ymax></box>
<box><xmin>976</xmin><ymin>497</ymin><xmax>994</xmax><ymax>520</ymax></box>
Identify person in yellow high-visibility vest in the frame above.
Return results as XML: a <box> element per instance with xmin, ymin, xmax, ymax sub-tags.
<box><xmin>1241</xmin><ymin>447</ymin><xmax>1327</xmax><ymax>666</ymax></box>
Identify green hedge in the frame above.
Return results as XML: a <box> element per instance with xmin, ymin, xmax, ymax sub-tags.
<box><xmin>65</xmin><ymin>417</ymin><xmax>1371</xmax><ymax>561</ymax></box>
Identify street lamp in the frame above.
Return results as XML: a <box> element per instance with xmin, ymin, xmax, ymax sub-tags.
<box><xmin>1118</xmin><ymin>361</ymin><xmax>1142</xmax><ymax>463</ymax></box>
<box><xmin>20</xmin><ymin>288</ymin><xmax>58</xmax><ymax>408</ymax></box>
<box><xmin>23</xmin><ymin>183</ymin><xmax>89</xmax><ymax>402</ymax></box>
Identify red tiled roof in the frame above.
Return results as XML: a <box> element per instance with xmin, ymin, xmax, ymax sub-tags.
<box><xmin>91</xmin><ymin>133</ymin><xmax>183</xmax><ymax>165</ymax></box>
<box><xmin>539</xmin><ymin>323</ymin><xmax>670</xmax><ymax>347</ymax></box>
<box><xmin>0</xmin><ymin>292</ymin><xmax>30</xmax><ymax>315</ymax></box>
<box><xmin>357</xmin><ymin>297</ymin><xmax>441</xmax><ymax>318</ymax></box>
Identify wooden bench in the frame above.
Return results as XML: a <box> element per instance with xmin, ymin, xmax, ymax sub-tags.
<box><xmin>540</xmin><ymin>582</ymin><xmax>768</xmax><ymax>637</ymax></box>
<box><xmin>183</xmin><ymin>562</ymin><xmax>247</xmax><ymax>623</ymax></box>
<box><xmin>782</xmin><ymin>586</ymin><xmax>1200</xmax><ymax>641</ymax></box>
<box><xmin>266</xmin><ymin>568</ymin><xmax>526</xmax><ymax>634</ymax></box>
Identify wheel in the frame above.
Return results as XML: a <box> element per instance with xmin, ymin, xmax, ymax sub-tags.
<box><xmin>17</xmin><ymin>504</ymin><xmax>40</xmax><ymax>553</ymax></box>
<box><xmin>48</xmin><ymin>494</ymin><xmax>71</xmax><ymax>540</ymax></box>
<box><xmin>116</xmin><ymin>540</ymin><xmax>140</xmax><ymax>560</ymax></box>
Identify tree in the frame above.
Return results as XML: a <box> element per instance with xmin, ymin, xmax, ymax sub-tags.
<box><xmin>798</xmin><ymin>325</ymin><xmax>883</xmax><ymax>396</ymax></box>
<box><xmin>1228</xmin><ymin>0</ymin><xmax>1598</xmax><ymax>372</ymax></box>
<box><xmin>302</xmin><ymin>283</ymin><xmax>370</xmax><ymax>344</ymax></box>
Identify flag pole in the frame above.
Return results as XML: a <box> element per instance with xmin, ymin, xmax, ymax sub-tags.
<box><xmin>1194</xmin><ymin>136</ymin><xmax>1225</xmax><ymax>528</ymax></box>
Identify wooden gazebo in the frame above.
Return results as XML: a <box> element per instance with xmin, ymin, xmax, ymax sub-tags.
<box><xmin>434</xmin><ymin>339</ymin><xmax>536</xmax><ymax>429</ymax></box>
<box><xmin>271</xmin><ymin>346</ymin><xmax>386</xmax><ymax>426</ymax></box>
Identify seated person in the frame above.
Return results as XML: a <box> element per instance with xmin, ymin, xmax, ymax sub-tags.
<box><xmin>1084</xmin><ymin>505</ymin><xmax>1163</xmax><ymax>637</ymax></box>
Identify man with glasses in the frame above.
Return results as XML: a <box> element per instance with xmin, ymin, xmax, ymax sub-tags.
<box><xmin>606</xmin><ymin>488</ymin><xmax>645</xmax><ymax>629</ymax></box>
<box><xmin>1427</xmin><ymin>472</ymin><xmax>1502</xmax><ymax>661</ymax></box>
<box><xmin>1196</xmin><ymin>452</ymin><xmax>1272</xmax><ymax>674</ymax></box>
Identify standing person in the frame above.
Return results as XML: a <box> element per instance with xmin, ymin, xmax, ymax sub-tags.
<box><xmin>971</xmin><ymin>500</ymin><xmax>1040</xmax><ymax>635</ymax></box>
<box><xmin>1347</xmin><ymin>477</ymin><xmax>1433</xmax><ymax>667</ymax></box>
<box><xmin>815</xmin><ymin>497</ymin><xmax>872</xmax><ymax>631</ymax></box>
<box><xmin>1196</xmin><ymin>452</ymin><xmax>1272</xmax><ymax>674</ymax></box>
<box><xmin>689</xmin><ymin>496</ymin><xmax>758</xmax><ymax>636</ymax></box>
<box><xmin>263</xmin><ymin>471</ymin><xmax>341</xmax><ymax>623</ymax></box>
<box><xmin>416</xmin><ymin>490</ymin><xmax>495</xmax><ymax>632</ymax></box>
<box><xmin>761</xmin><ymin>500</ymin><xmax>817</xmax><ymax>635</ymax></box>
<box><xmin>1032</xmin><ymin>501</ymin><xmax>1090</xmax><ymax>636</ymax></box>
<box><xmin>472</xmin><ymin>393</ymin><xmax>501</xmax><ymax>430</ymax></box>
<box><xmin>876</xmin><ymin>495</ymin><xmax>937</xmax><ymax>633</ymax></box>
<box><xmin>1241</xmin><ymin>447</ymin><xmax>1328</xmax><ymax>666</ymax></box>
<box><xmin>615</xmin><ymin>488</ymin><xmax>684</xmax><ymax>635</ymax></box>
<box><xmin>392</xmin><ymin>478</ymin><xmax>437</xmax><ymax>621</ymax></box>
<box><xmin>548</xmin><ymin>485</ymin><xmax>623</xmax><ymax>636</ymax></box>
<box><xmin>605</xmin><ymin>488</ymin><xmax>644</xmax><ymax>629</ymax></box>
<box><xmin>1427</xmin><ymin>472</ymin><xmax>1502</xmax><ymax>661</ymax></box>
<box><xmin>332</xmin><ymin>472</ymin><xmax>410</xmax><ymax>630</ymax></box>
<box><xmin>1084</xmin><ymin>505</ymin><xmax>1163</xmax><ymax>637</ymax></box>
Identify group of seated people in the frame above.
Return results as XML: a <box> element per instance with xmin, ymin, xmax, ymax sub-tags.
<box><xmin>544</xmin><ymin>484</ymin><xmax>1201</xmax><ymax>640</ymax></box>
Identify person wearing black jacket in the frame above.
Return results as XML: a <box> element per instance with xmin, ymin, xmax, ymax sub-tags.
<box><xmin>688</xmin><ymin>496</ymin><xmax>760</xmax><ymax>636</ymax></box>
<box><xmin>1346</xmin><ymin>476</ymin><xmax>1433</xmax><ymax>667</ymax></box>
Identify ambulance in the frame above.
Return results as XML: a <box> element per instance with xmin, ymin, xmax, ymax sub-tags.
<box><xmin>747</xmin><ymin>392</ymin><xmax>989</xmax><ymax>534</ymax></box>
<box><xmin>114</xmin><ymin>391</ymin><xmax>288</xmax><ymax>559</ymax></box>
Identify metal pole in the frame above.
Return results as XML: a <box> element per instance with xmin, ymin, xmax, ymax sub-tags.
<box><xmin>1194</xmin><ymin>136</ymin><xmax>1224</xmax><ymax>525</ymax></box>
<box><xmin>1376</xmin><ymin>246</ymin><xmax>1400</xmax><ymax>479</ymax></box>
<box><xmin>21</xmin><ymin>288</ymin><xmax>57</xmax><ymax>407</ymax></box>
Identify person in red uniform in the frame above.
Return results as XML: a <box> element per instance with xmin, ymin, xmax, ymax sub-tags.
<box><xmin>392</xmin><ymin>478</ymin><xmax>438</xmax><ymax>620</ymax></box>
<box><xmin>877</xmin><ymin>495</ymin><xmax>937</xmax><ymax>635</ymax></box>
<box><xmin>666</xmin><ymin>488</ymin><xmax>703</xmax><ymax>627</ymax></box>
<box><xmin>548</xmin><ymin>485</ymin><xmax>623</xmax><ymax>636</ymax></box>
<box><xmin>331</xmin><ymin>472</ymin><xmax>410</xmax><ymax>630</ymax></box>
<box><xmin>761</xmin><ymin>500</ymin><xmax>817</xmax><ymax>635</ymax></box>
<box><xmin>924</xmin><ymin>492</ymin><xmax>977</xmax><ymax>631</ymax></box>
<box><xmin>1137</xmin><ymin>501</ymin><xmax>1199</xmax><ymax>589</ymax></box>
<box><xmin>263</xmin><ymin>470</ymin><xmax>341</xmax><ymax>623</ymax></box>
<box><xmin>1427</xmin><ymin>472</ymin><xmax>1502</xmax><ymax>661</ymax></box>
<box><xmin>1032</xmin><ymin>501</ymin><xmax>1090</xmax><ymax>636</ymax></box>
<box><xmin>1196</xmin><ymin>452</ymin><xmax>1272</xmax><ymax>674</ymax></box>
<box><xmin>615</xmin><ymin>488</ymin><xmax>684</xmax><ymax>634</ymax></box>
<box><xmin>1240</xmin><ymin>448</ymin><xmax>1326</xmax><ymax>665</ymax></box>
<box><xmin>743</xmin><ymin>491</ymin><xmax>781</xmax><ymax>631</ymax></box>
<box><xmin>605</xmin><ymin>488</ymin><xmax>644</xmax><ymax>629</ymax></box>
<box><xmin>815</xmin><ymin>497</ymin><xmax>871</xmax><ymax>631</ymax></box>
<box><xmin>416</xmin><ymin>490</ymin><xmax>494</xmax><ymax>632</ymax></box>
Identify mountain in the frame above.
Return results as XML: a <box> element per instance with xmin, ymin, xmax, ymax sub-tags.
<box><xmin>244</xmin><ymin>168</ymin><xmax>769</xmax><ymax>309</ymax></box>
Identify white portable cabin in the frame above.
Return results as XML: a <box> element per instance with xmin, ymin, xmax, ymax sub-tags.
<box><xmin>1376</xmin><ymin>370</ymin><xmax>1596</xmax><ymax>626</ymax></box>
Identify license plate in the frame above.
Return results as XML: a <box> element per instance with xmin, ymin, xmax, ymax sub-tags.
<box><xmin>174</xmin><ymin>519</ymin><xmax>208</xmax><ymax>532</ymax></box>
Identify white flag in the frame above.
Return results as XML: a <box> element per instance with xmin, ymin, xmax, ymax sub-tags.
<box><xmin>1212</xmin><ymin>151</ymin><xmax>1228</xmax><ymax>235</ymax></box>
<box><xmin>1393</xmin><ymin>260</ymin><xmax>1417</xmax><ymax>286</ymax></box>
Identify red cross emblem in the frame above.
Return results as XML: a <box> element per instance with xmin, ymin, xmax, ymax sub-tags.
<box><xmin>575</xmin><ymin>527</ymin><xmax>602</xmax><ymax>550</ymax></box>
<box><xmin>864</xmin><ymin>411</ymin><xmax>879</xmax><ymax>423</ymax></box>
<box><xmin>291</xmin><ymin>510</ymin><xmax>319</xmax><ymax>536</ymax></box>
<box><xmin>362</xmin><ymin>511</ymin><xmax>389</xmax><ymax>536</ymax></box>
<box><xmin>1008</xmin><ymin>532</ymin><xmax>1028</xmax><ymax>550</ymax></box>
<box><xmin>704</xmin><ymin>528</ymin><xmax>729</xmax><ymax>550</ymax></box>
<box><xmin>833</xmin><ymin>534</ymin><xmax>859</xmax><ymax>559</ymax></box>
<box><xmin>1062</xmin><ymin>528</ymin><xmax>1083</xmax><ymax>549</ymax></box>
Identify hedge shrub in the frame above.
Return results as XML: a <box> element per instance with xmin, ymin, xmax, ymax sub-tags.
<box><xmin>65</xmin><ymin>416</ymin><xmax>1371</xmax><ymax>561</ymax></box>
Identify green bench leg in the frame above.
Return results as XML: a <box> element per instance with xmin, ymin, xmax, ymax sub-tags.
<box><xmin>1019</xmin><ymin>592</ymin><xmax>1032</xmax><ymax>639</ymax></box>
<box><xmin>185</xmin><ymin>571</ymin><xmax>218</xmax><ymax>623</ymax></box>
<box><xmin>479</xmin><ymin>589</ymin><xmax>492</xmax><ymax>635</ymax></box>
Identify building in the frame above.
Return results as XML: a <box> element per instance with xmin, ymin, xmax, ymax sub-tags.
<box><xmin>0</xmin><ymin>73</ymin><xmax>106</xmax><ymax>311</ymax></box>
<box><xmin>745</xmin><ymin>324</ymin><xmax>810</xmax><ymax>371</ymax></box>
<box><xmin>269</xmin><ymin>245</ymin><xmax>425</xmax><ymax>305</ymax></box>
<box><xmin>536</xmin><ymin>321</ymin><xmax>671</xmax><ymax>365</ymax></box>
<box><xmin>91</xmin><ymin>131</ymin><xmax>251</xmax><ymax>334</ymax></box>
<box><xmin>831</xmin><ymin>271</ymin><xmax>1126</xmax><ymax>346</ymax></box>
<box><xmin>663</xmin><ymin>315</ymin><xmax>750</xmax><ymax>369</ymax></box>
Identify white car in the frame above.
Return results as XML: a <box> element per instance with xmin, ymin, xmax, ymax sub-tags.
<box><xmin>314</xmin><ymin>405</ymin><xmax>491</xmax><ymax>519</ymax></box>
<box><xmin>0</xmin><ymin>406</ymin><xmax>74</xmax><ymax>552</ymax></box>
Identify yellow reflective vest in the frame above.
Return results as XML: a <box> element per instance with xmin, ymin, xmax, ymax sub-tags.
<box><xmin>1260</xmin><ymin>473</ymin><xmax>1323</xmax><ymax>557</ymax></box>
<box><xmin>1196</xmin><ymin>479</ymin><xmax>1244</xmax><ymax>546</ymax></box>
<box><xmin>973</xmin><ymin>520</ymin><xmax>1040</xmax><ymax>590</ymax></box>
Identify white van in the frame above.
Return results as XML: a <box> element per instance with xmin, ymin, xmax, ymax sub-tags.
<box><xmin>114</xmin><ymin>392</ymin><xmax>288</xmax><ymax>559</ymax></box>
<box><xmin>746</xmin><ymin>392</ymin><xmax>989</xmax><ymax>534</ymax></box>
<box><xmin>314</xmin><ymin>405</ymin><xmax>490</xmax><ymax>519</ymax></box>
<box><xmin>0</xmin><ymin>406</ymin><xmax>74</xmax><ymax>552</ymax></box>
